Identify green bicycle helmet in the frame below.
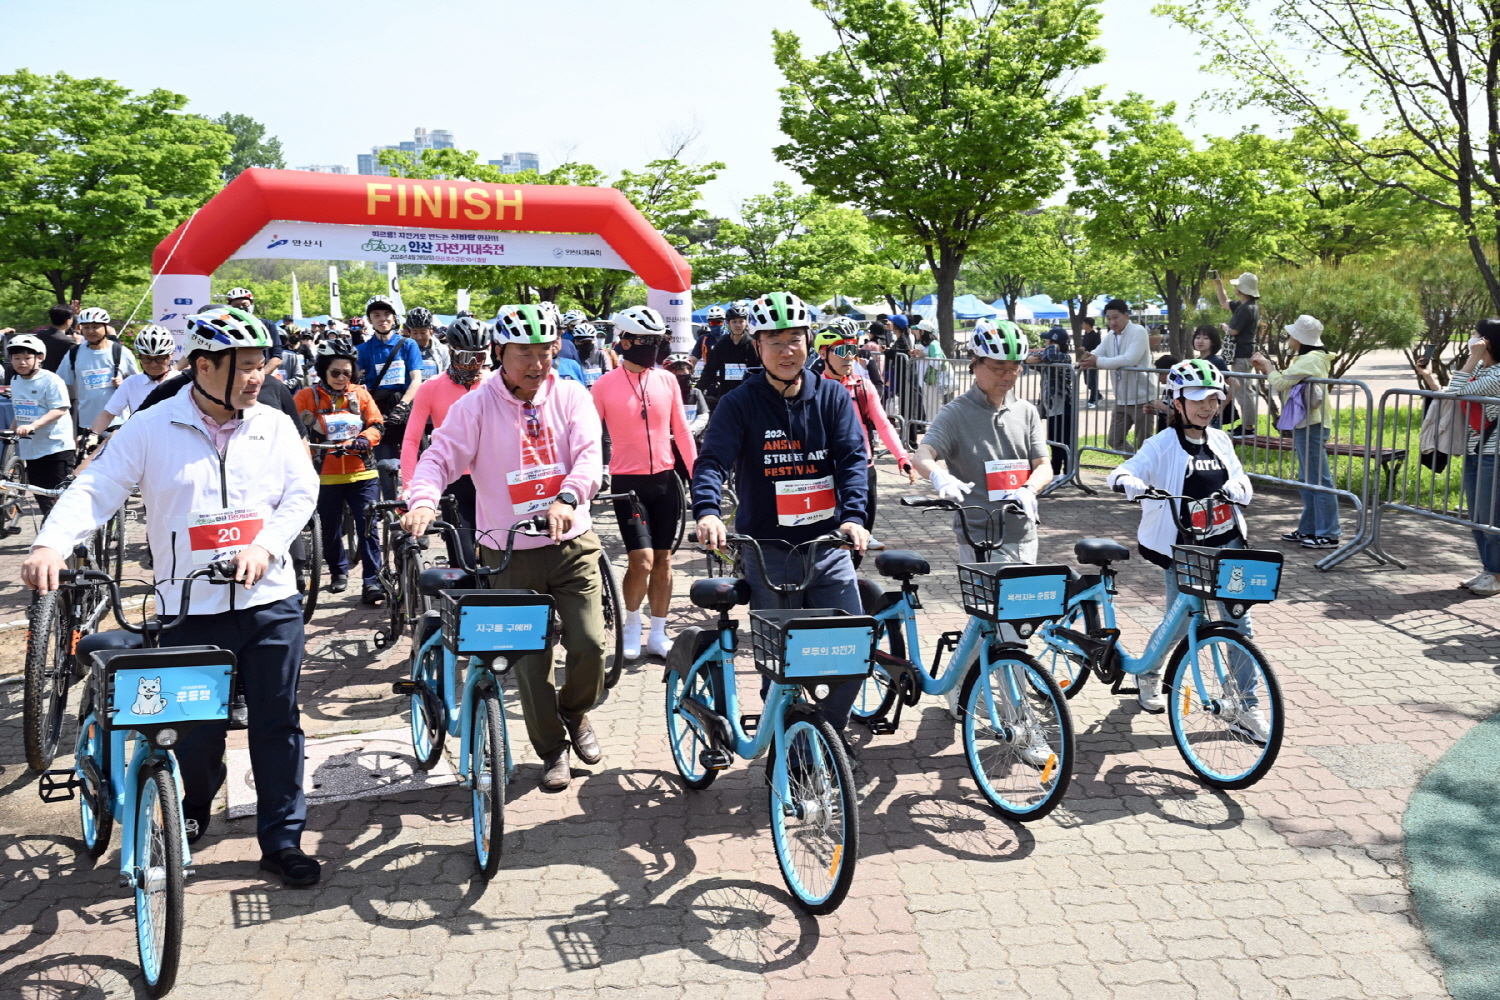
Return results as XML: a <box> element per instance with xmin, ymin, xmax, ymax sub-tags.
<box><xmin>493</xmin><ymin>303</ymin><xmax>558</xmax><ymax>345</ymax></box>
<box><xmin>749</xmin><ymin>291</ymin><xmax>812</xmax><ymax>333</ymax></box>
<box><xmin>969</xmin><ymin>319</ymin><xmax>1030</xmax><ymax>361</ymax></box>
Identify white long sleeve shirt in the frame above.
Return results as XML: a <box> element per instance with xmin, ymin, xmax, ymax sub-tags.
<box><xmin>33</xmin><ymin>385</ymin><xmax>318</xmax><ymax>615</ymax></box>
<box><xmin>1092</xmin><ymin>322</ymin><xmax>1153</xmax><ymax>405</ymax></box>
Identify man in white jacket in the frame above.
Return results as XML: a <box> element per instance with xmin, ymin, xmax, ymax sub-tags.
<box><xmin>22</xmin><ymin>307</ymin><xmax>322</xmax><ymax>886</ymax></box>
<box><xmin>1078</xmin><ymin>298</ymin><xmax>1152</xmax><ymax>453</ymax></box>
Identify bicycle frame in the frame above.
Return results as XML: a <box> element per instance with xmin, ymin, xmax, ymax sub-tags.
<box><xmin>412</xmin><ymin>627</ymin><xmax>514</xmax><ymax>786</ymax></box>
<box><xmin>871</xmin><ymin>596</ymin><xmax>1033</xmax><ymax>715</ymax></box>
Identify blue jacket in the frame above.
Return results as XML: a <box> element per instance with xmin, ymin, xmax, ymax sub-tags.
<box><xmin>554</xmin><ymin>357</ymin><xmax>586</xmax><ymax>383</ymax></box>
<box><xmin>692</xmin><ymin>367</ymin><xmax>869</xmax><ymax>545</ymax></box>
<box><xmin>356</xmin><ymin>334</ymin><xmax>423</xmax><ymax>396</ymax></box>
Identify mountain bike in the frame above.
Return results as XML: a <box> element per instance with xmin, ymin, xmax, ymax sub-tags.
<box><xmin>663</xmin><ymin>533</ymin><xmax>876</xmax><ymax>913</ymax></box>
<box><xmin>370</xmin><ymin>499</ymin><xmax>432</xmax><ymax>651</ymax></box>
<box><xmin>0</xmin><ymin>430</ymin><xmax>26</xmax><ymax>537</ymax></box>
<box><xmin>1037</xmin><ymin>488</ymin><xmax>1286</xmax><ymax>789</ymax></box>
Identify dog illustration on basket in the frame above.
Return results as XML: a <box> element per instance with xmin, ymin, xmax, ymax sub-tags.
<box><xmin>131</xmin><ymin>676</ymin><xmax>168</xmax><ymax>716</ymax></box>
<box><xmin>1225</xmin><ymin>565</ymin><xmax>1246</xmax><ymax>595</ymax></box>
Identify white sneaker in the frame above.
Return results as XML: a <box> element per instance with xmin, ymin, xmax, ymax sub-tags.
<box><xmin>1468</xmin><ymin>574</ymin><xmax>1500</xmax><ymax>597</ymax></box>
<box><xmin>1461</xmin><ymin>571</ymin><xmax>1491</xmax><ymax>590</ymax></box>
<box><xmin>1137</xmin><ymin>671</ymin><xmax>1166</xmax><ymax>714</ymax></box>
<box><xmin>646</xmin><ymin>630</ymin><xmax>672</xmax><ymax>659</ymax></box>
<box><xmin>1228</xmin><ymin>703</ymin><xmax>1271</xmax><ymax>743</ymax></box>
<box><xmin>623</xmin><ymin>611</ymin><xmax>642</xmax><ymax>660</ymax></box>
<box><xmin>1017</xmin><ymin>727</ymin><xmax>1055</xmax><ymax>768</ymax></box>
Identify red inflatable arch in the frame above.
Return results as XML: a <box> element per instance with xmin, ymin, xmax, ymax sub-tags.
<box><xmin>152</xmin><ymin>167</ymin><xmax>694</xmax><ymax>346</ymax></box>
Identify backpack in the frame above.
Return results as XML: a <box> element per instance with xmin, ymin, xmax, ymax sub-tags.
<box><xmin>68</xmin><ymin>341</ymin><xmax>124</xmax><ymax>385</ymax></box>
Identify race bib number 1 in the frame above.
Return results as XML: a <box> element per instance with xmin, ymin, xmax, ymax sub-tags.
<box><xmin>186</xmin><ymin>508</ymin><xmax>265</xmax><ymax>567</ymax></box>
<box><xmin>984</xmin><ymin>459</ymin><xmax>1030</xmax><ymax>500</ymax></box>
<box><xmin>774</xmin><ymin>476</ymin><xmax>836</xmax><ymax>526</ymax></box>
<box><xmin>507</xmin><ymin>464</ymin><xmax>565</xmax><ymax>515</ymax></box>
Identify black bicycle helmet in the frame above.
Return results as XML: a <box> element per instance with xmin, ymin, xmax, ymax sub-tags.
<box><xmin>445</xmin><ymin>315</ymin><xmax>489</xmax><ymax>352</ymax></box>
<box><xmin>404</xmin><ymin>306</ymin><xmax>434</xmax><ymax>329</ymax></box>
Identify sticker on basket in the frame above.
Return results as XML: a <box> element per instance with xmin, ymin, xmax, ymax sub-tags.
<box><xmin>1189</xmin><ymin>501</ymin><xmax>1235</xmax><ymax>532</ymax></box>
<box><xmin>110</xmin><ymin>663</ymin><xmax>233</xmax><ymax>727</ymax></box>
<box><xmin>996</xmin><ymin>574</ymin><xmax>1067</xmax><ymax>618</ymax></box>
<box><xmin>984</xmin><ymin>459</ymin><xmax>1030</xmax><ymax>499</ymax></box>
<box><xmin>457</xmin><ymin>603</ymin><xmax>550</xmax><ymax>651</ymax></box>
<box><xmin>774</xmin><ymin>476</ymin><xmax>835</xmax><ymax>526</ymax></box>
<box><xmin>1216</xmin><ymin>558</ymin><xmax>1278</xmax><ymax>602</ymax></box>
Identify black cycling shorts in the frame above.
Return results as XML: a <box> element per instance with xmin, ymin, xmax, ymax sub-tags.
<box><xmin>612</xmin><ymin>470</ymin><xmax>682</xmax><ymax>552</ymax></box>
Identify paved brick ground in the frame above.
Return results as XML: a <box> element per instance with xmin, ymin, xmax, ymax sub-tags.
<box><xmin>1</xmin><ymin>463</ymin><xmax>1496</xmax><ymax>999</ymax></box>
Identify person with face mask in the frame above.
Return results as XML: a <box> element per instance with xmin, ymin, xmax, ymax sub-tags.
<box><xmin>697</xmin><ymin>303</ymin><xmax>759</xmax><ymax>408</ymax></box>
<box><xmin>664</xmin><ymin>353</ymin><xmax>709</xmax><ymax>440</ymax></box>
<box><xmin>572</xmin><ymin>322</ymin><xmax>615</xmax><ymax>389</ymax></box>
<box><xmin>1106</xmin><ymin>360</ymin><xmax>1262</xmax><ymax>735</ymax></box>
<box><xmin>591</xmin><ymin>307</ymin><xmax>698</xmax><ymax>661</ymax></box>
<box><xmin>404</xmin><ymin>307</ymin><xmax>449</xmax><ymax>381</ymax></box>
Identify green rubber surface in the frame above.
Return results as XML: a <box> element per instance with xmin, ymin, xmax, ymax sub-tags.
<box><xmin>1404</xmin><ymin>712</ymin><xmax>1500</xmax><ymax>1000</ymax></box>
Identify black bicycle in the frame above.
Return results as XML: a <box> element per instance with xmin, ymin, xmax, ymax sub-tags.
<box><xmin>370</xmin><ymin>498</ymin><xmax>433</xmax><ymax>651</ymax></box>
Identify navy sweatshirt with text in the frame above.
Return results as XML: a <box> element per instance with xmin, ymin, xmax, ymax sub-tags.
<box><xmin>691</xmin><ymin>367</ymin><xmax>870</xmax><ymax>546</ymax></box>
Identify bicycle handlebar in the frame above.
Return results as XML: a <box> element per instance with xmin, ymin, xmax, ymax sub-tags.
<box><xmin>1121</xmin><ymin>487</ymin><xmax>1245</xmax><ymax>542</ymax></box>
<box><xmin>722</xmin><ymin>532</ymin><xmax>852</xmax><ymax>598</ymax></box>
<box><xmin>899</xmin><ymin>494</ymin><xmax>1025</xmax><ymax>556</ymax></box>
<box><xmin>57</xmin><ymin>561</ymin><xmax>237</xmax><ymax>638</ymax></box>
<box><xmin>0</xmin><ymin>479</ymin><xmax>65</xmax><ymax>498</ymax></box>
<box><xmin>431</xmin><ymin>515</ymin><xmax>549</xmax><ymax>578</ymax></box>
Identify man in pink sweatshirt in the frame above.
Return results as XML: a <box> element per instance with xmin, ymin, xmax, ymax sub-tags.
<box><xmin>403</xmin><ymin>305</ymin><xmax>604</xmax><ymax>791</ymax></box>
<box><xmin>591</xmin><ymin>306</ymin><xmax>697</xmax><ymax>660</ymax></box>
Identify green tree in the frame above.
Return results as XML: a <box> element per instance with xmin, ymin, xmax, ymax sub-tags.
<box><xmin>1159</xmin><ymin>0</ymin><xmax>1500</xmax><ymax>312</ymax></box>
<box><xmin>696</xmin><ymin>182</ymin><xmax>880</xmax><ymax>303</ymax></box>
<box><xmin>773</xmin><ymin>0</ymin><xmax>1104</xmax><ymax>352</ymax></box>
<box><xmin>1069</xmin><ymin>94</ymin><xmax>1295</xmax><ymax>355</ymax></box>
<box><xmin>1031</xmin><ymin>206</ymin><xmax>1135</xmax><ymax>332</ymax></box>
<box><xmin>857</xmin><ymin>226</ymin><xmax>931</xmax><ymax>313</ymax></box>
<box><xmin>0</xmin><ymin>70</ymin><xmax>230</xmax><ymax>303</ymax></box>
<box><xmin>1257</xmin><ymin>259</ymin><xmax>1422</xmax><ymax>378</ymax></box>
<box><xmin>963</xmin><ymin>210</ymin><xmax>1068</xmax><ymax>321</ymax></box>
<box><xmin>211</xmin><ymin>112</ymin><xmax>285</xmax><ymax>182</ymax></box>
<box><xmin>1384</xmin><ymin>244</ymin><xmax>1494</xmax><ymax>386</ymax></box>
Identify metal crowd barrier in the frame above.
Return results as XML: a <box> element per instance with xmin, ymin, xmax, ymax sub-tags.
<box><xmin>1363</xmin><ymin>387</ymin><xmax>1500</xmax><ymax>569</ymax></box>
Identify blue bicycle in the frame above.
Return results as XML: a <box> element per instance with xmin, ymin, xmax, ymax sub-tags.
<box><xmin>37</xmin><ymin>562</ymin><xmax>242</xmax><ymax>997</ymax></box>
<box><xmin>849</xmin><ymin>497</ymin><xmax>1076</xmax><ymax>820</ymax></box>
<box><xmin>663</xmin><ymin>533</ymin><xmax>877</xmax><ymax>914</ymax></box>
<box><xmin>1037</xmin><ymin>489</ymin><xmax>1286</xmax><ymax>789</ymax></box>
<box><xmin>395</xmin><ymin>515</ymin><xmax>553</xmax><ymax>879</ymax></box>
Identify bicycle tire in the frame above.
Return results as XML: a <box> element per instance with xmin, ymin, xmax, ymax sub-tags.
<box><xmin>599</xmin><ymin>552</ymin><xmax>625</xmax><ymax>688</ymax></box>
<box><xmin>959</xmin><ymin>650</ymin><xmax>1074</xmax><ymax>821</ymax></box>
<box><xmin>135</xmin><ymin>759</ymin><xmax>185</xmax><ymax>997</ymax></box>
<box><xmin>670</xmin><ymin>472</ymin><xmax>689</xmax><ymax>554</ymax></box>
<box><xmin>299</xmin><ymin>516</ymin><xmax>323</xmax><ymax>623</ymax></box>
<box><xmin>471</xmin><ymin>687</ymin><xmax>507</xmax><ymax>879</ymax></box>
<box><xmin>1041</xmin><ymin>600</ymin><xmax>1098</xmax><ymax>700</ymax></box>
<box><xmin>664</xmin><ymin>658</ymin><xmax>719</xmax><ymax>791</ymax></box>
<box><xmin>767</xmin><ymin>707</ymin><xmax>859</xmax><ymax>914</ymax></box>
<box><xmin>1164</xmin><ymin>625</ymin><xmax>1284</xmax><ymax>790</ymax></box>
<box><xmin>23</xmin><ymin>591</ymin><xmax>73</xmax><ymax>771</ymax></box>
<box><xmin>343</xmin><ymin>508</ymin><xmax>359</xmax><ymax>574</ymax></box>
<box><xmin>76</xmin><ymin>703</ymin><xmax>112</xmax><ymax>859</ymax></box>
<box><xmin>403</xmin><ymin>540</ymin><xmax>430</xmax><ymax>633</ymax></box>
<box><xmin>408</xmin><ymin>638</ymin><xmax>446</xmax><ymax>771</ymax></box>
<box><xmin>0</xmin><ymin>443</ymin><xmax>24</xmax><ymax>537</ymax></box>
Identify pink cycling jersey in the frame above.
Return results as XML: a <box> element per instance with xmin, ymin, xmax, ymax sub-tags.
<box><xmin>591</xmin><ymin>365</ymin><xmax>696</xmax><ymax>477</ymax></box>
<box><xmin>827</xmin><ymin>371</ymin><xmax>911</xmax><ymax>470</ymax></box>
<box><xmin>400</xmin><ymin>370</ymin><xmax>493</xmax><ymax>490</ymax></box>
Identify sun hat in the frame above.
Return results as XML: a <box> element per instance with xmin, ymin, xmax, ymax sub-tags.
<box><xmin>1284</xmin><ymin>314</ymin><xmax>1324</xmax><ymax>347</ymax></box>
<box><xmin>1232</xmin><ymin>273</ymin><xmax>1260</xmax><ymax>297</ymax></box>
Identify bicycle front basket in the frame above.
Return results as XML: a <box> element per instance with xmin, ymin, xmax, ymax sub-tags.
<box><xmin>96</xmin><ymin>646</ymin><xmax>236</xmax><ymax>747</ymax></box>
<box><xmin>1171</xmin><ymin>546</ymin><xmax>1282</xmax><ymax>607</ymax></box>
<box><xmin>441</xmin><ymin>589</ymin><xmax>554</xmax><ymax>655</ymax></box>
<box><xmin>749</xmin><ymin>608</ymin><xmax>877</xmax><ymax>685</ymax></box>
<box><xmin>957</xmin><ymin>563</ymin><xmax>1071</xmax><ymax>627</ymax></box>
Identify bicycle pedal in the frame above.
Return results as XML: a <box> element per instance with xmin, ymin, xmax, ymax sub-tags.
<box><xmin>740</xmin><ymin>714</ymin><xmax>760</xmax><ymax>734</ymax></box>
<box><xmin>698</xmin><ymin>748</ymin><xmax>733</xmax><ymax>771</ymax></box>
<box><xmin>372</xmin><ymin>631</ymin><xmax>389</xmax><ymax>650</ymax></box>
<box><xmin>37</xmin><ymin>770</ymin><xmax>79</xmax><ymax>802</ymax></box>
<box><xmin>392</xmin><ymin>680</ymin><xmax>418</xmax><ymax>696</ymax></box>
<box><xmin>866</xmin><ymin>718</ymin><xmax>898</xmax><ymax>736</ymax></box>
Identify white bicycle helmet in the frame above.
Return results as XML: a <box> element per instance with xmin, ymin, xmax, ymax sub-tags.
<box><xmin>560</xmin><ymin>309</ymin><xmax>586</xmax><ymax>329</ymax></box>
<box><xmin>184</xmin><ymin>306</ymin><xmax>271</xmax><ymax>355</ymax></box>
<box><xmin>1166</xmin><ymin>358</ymin><xmax>1228</xmax><ymax>399</ymax></box>
<box><xmin>612</xmin><ymin>305</ymin><xmax>669</xmax><ymax>340</ymax></box>
<box><xmin>5</xmin><ymin>334</ymin><xmax>48</xmax><ymax>356</ymax></box>
<box><xmin>76</xmin><ymin>307</ymin><xmax>110</xmax><ymax>325</ymax></box>
<box><xmin>493</xmin><ymin>304</ymin><xmax>558</xmax><ymax>345</ymax></box>
<box><xmin>705</xmin><ymin>305</ymin><xmax>726</xmax><ymax>322</ymax></box>
<box><xmin>664</xmin><ymin>352</ymin><xmax>694</xmax><ymax>370</ymax></box>
<box><xmin>748</xmin><ymin>292</ymin><xmax>812</xmax><ymax>333</ymax></box>
<box><xmin>970</xmin><ymin>320</ymin><xmax>1030</xmax><ymax>361</ymax></box>
<box><xmin>224</xmin><ymin>287</ymin><xmax>254</xmax><ymax>302</ymax></box>
<box><xmin>572</xmin><ymin>321</ymin><xmax>599</xmax><ymax>342</ymax></box>
<box><xmin>132</xmin><ymin>325</ymin><xmax>176</xmax><ymax>357</ymax></box>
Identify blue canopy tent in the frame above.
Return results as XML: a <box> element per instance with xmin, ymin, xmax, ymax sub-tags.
<box><xmin>912</xmin><ymin>293</ymin><xmax>998</xmax><ymax>321</ymax></box>
<box><xmin>1018</xmin><ymin>294</ymin><xmax>1070</xmax><ymax>321</ymax></box>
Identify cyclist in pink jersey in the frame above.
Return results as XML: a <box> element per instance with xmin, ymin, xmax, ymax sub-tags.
<box><xmin>592</xmin><ymin>306</ymin><xmax>697</xmax><ymax>659</ymax></box>
<box><xmin>815</xmin><ymin>321</ymin><xmax>916</xmax><ymax>553</ymax></box>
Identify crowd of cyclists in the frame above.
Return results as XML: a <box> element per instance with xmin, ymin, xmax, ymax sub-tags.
<box><xmin>8</xmin><ymin>284</ymin><xmax>1285</xmax><ymax>890</ymax></box>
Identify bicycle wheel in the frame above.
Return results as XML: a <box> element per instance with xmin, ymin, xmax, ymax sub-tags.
<box><xmin>403</xmin><ymin>541</ymin><xmax>431</xmax><ymax>628</ymax></box>
<box><xmin>767</xmin><ymin>707</ymin><xmax>858</xmax><ymax>914</ymax></box>
<box><xmin>408</xmin><ymin>637</ymin><xmax>446</xmax><ymax>770</ymax></box>
<box><xmin>851</xmin><ymin>615</ymin><xmax>902</xmax><ymax>724</ymax></box>
<box><xmin>104</xmin><ymin>509</ymin><xmax>125</xmax><ymax>582</ymax></box>
<box><xmin>298</xmin><ymin>517</ymin><xmax>322</xmax><ymax>623</ymax></box>
<box><xmin>76</xmin><ymin>704</ymin><xmax>112</xmax><ymax>859</ymax></box>
<box><xmin>664</xmin><ymin>659</ymin><xmax>719</xmax><ymax>791</ymax></box>
<box><xmin>670</xmin><ymin>472</ymin><xmax>689</xmax><ymax>554</ymax></box>
<box><xmin>960</xmin><ymin>650</ymin><xmax>1073</xmax><ymax>821</ymax></box>
<box><xmin>0</xmin><ymin>443</ymin><xmax>24</xmax><ymax>537</ymax></box>
<box><xmin>1164</xmin><ymin>626</ymin><xmax>1284</xmax><ymax>790</ymax></box>
<box><xmin>134</xmin><ymin>759</ymin><xmax>184</xmax><ymax>997</ymax></box>
<box><xmin>1040</xmin><ymin>600</ymin><xmax>1097</xmax><ymax>700</ymax></box>
<box><xmin>599</xmin><ymin>552</ymin><xmax>625</xmax><ymax>688</ymax></box>
<box><xmin>471</xmin><ymin>687</ymin><xmax>507</xmax><ymax>879</ymax></box>
<box><xmin>343</xmin><ymin>509</ymin><xmax>359</xmax><ymax>571</ymax></box>
<box><xmin>23</xmin><ymin>591</ymin><xmax>73</xmax><ymax>771</ymax></box>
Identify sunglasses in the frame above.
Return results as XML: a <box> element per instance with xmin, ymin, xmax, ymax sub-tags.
<box><xmin>830</xmin><ymin>343</ymin><xmax>859</xmax><ymax>358</ymax></box>
<box><xmin>326</xmin><ymin>369</ymin><xmax>353</xmax><ymax>379</ymax></box>
<box><xmin>523</xmin><ymin>402</ymin><xmax>541</xmax><ymax>439</ymax></box>
<box><xmin>453</xmin><ymin>350</ymin><xmax>486</xmax><ymax>364</ymax></box>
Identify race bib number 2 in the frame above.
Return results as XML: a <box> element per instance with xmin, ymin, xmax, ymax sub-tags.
<box><xmin>774</xmin><ymin>476</ymin><xmax>835</xmax><ymax>526</ymax></box>
<box><xmin>507</xmin><ymin>464</ymin><xmax>565</xmax><ymax>515</ymax></box>
<box><xmin>984</xmin><ymin>459</ymin><xmax>1030</xmax><ymax>500</ymax></box>
<box><xmin>186</xmin><ymin>508</ymin><xmax>265</xmax><ymax>567</ymax></box>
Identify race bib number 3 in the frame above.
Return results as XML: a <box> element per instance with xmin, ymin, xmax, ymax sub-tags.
<box><xmin>774</xmin><ymin>476</ymin><xmax>836</xmax><ymax>526</ymax></box>
<box><xmin>186</xmin><ymin>508</ymin><xmax>265</xmax><ymax>566</ymax></box>
<box><xmin>984</xmin><ymin>459</ymin><xmax>1031</xmax><ymax>500</ymax></box>
<box><xmin>379</xmin><ymin>359</ymin><xmax>407</xmax><ymax>387</ymax></box>
<box><xmin>507</xmin><ymin>464</ymin><xmax>565</xmax><ymax>515</ymax></box>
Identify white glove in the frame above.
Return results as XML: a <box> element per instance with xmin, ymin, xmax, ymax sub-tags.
<box><xmin>929</xmin><ymin>469</ymin><xmax>973</xmax><ymax>501</ymax></box>
<box><xmin>1111</xmin><ymin>473</ymin><xmax>1148</xmax><ymax>501</ymax></box>
<box><xmin>993</xmin><ymin>488</ymin><xmax>1040</xmax><ymax>524</ymax></box>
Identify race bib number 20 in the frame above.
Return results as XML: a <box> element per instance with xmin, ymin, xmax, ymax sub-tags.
<box><xmin>186</xmin><ymin>508</ymin><xmax>265</xmax><ymax>567</ymax></box>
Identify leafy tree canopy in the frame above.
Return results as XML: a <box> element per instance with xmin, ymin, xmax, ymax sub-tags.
<box><xmin>211</xmin><ymin>112</ymin><xmax>285</xmax><ymax>182</ymax></box>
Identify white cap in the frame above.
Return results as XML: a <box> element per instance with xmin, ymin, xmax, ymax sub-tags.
<box><xmin>1284</xmin><ymin>314</ymin><xmax>1324</xmax><ymax>347</ymax></box>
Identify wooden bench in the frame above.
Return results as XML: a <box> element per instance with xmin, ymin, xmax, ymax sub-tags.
<box><xmin>1232</xmin><ymin>433</ymin><xmax>1407</xmax><ymax>498</ymax></box>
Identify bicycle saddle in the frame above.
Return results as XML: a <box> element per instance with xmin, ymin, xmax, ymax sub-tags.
<box><xmin>76</xmin><ymin>630</ymin><xmax>144</xmax><ymax>658</ymax></box>
<box><xmin>1074</xmin><ymin>538</ymin><xmax>1131</xmax><ymax>566</ymax></box>
<box><xmin>874</xmin><ymin>549</ymin><xmax>930</xmax><ymax>579</ymax></box>
<box><xmin>418</xmin><ymin>566</ymin><xmax>477</xmax><ymax>596</ymax></box>
<box><xmin>375</xmin><ymin>458</ymin><xmax>402</xmax><ymax>474</ymax></box>
<box><xmin>690</xmin><ymin>577</ymin><xmax>750</xmax><ymax>611</ymax></box>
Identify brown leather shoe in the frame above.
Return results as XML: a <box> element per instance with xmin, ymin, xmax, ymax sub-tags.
<box><xmin>564</xmin><ymin>714</ymin><xmax>602</xmax><ymax>765</ymax></box>
<box><xmin>540</xmin><ymin>745</ymin><xmax>571</xmax><ymax>791</ymax></box>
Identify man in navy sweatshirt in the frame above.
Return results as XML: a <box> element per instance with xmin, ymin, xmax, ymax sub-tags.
<box><xmin>692</xmin><ymin>291</ymin><xmax>871</xmax><ymax>735</ymax></box>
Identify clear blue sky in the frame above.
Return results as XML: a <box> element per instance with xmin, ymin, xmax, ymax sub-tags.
<box><xmin>0</xmin><ymin>0</ymin><xmax>1270</xmax><ymax>217</ymax></box>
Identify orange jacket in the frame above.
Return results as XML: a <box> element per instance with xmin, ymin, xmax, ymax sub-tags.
<box><xmin>293</xmin><ymin>384</ymin><xmax>383</xmax><ymax>482</ymax></box>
